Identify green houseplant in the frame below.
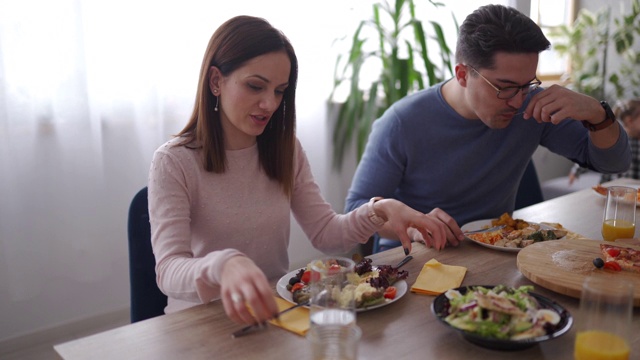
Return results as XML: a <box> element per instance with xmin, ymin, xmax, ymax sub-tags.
<box><xmin>548</xmin><ymin>0</ymin><xmax>640</xmax><ymax>102</ymax></box>
<box><xmin>329</xmin><ymin>0</ymin><xmax>456</xmax><ymax>169</ymax></box>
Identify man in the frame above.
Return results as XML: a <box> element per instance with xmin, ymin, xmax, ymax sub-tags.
<box><xmin>344</xmin><ymin>4</ymin><xmax>631</xmax><ymax>251</ymax></box>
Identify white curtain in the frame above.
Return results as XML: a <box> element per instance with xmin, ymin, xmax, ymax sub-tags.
<box><xmin>0</xmin><ymin>0</ymin><xmax>201</xmax><ymax>299</ymax></box>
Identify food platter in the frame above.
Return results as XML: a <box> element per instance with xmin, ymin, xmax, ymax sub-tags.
<box><xmin>592</xmin><ymin>184</ymin><xmax>640</xmax><ymax>207</ymax></box>
<box><xmin>462</xmin><ymin>219</ymin><xmax>560</xmax><ymax>253</ymax></box>
<box><xmin>276</xmin><ymin>269</ymin><xmax>408</xmax><ymax>313</ymax></box>
<box><xmin>517</xmin><ymin>239</ymin><xmax>640</xmax><ymax>306</ymax></box>
<box><xmin>431</xmin><ymin>285</ymin><xmax>573</xmax><ymax>351</ymax></box>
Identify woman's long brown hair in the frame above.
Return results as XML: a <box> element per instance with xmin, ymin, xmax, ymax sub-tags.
<box><xmin>176</xmin><ymin>16</ymin><xmax>298</xmax><ymax>197</ymax></box>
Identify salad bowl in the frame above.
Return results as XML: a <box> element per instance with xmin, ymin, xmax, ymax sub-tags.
<box><xmin>431</xmin><ymin>285</ymin><xmax>573</xmax><ymax>351</ymax></box>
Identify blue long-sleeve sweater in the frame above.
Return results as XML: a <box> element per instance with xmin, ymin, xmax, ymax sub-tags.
<box><xmin>345</xmin><ymin>81</ymin><xmax>631</xmax><ymax>227</ymax></box>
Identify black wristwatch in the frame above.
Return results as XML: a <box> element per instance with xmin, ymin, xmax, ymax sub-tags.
<box><xmin>582</xmin><ymin>101</ymin><xmax>616</xmax><ymax>131</ymax></box>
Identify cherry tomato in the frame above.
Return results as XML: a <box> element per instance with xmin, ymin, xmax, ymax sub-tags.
<box><xmin>291</xmin><ymin>282</ymin><xmax>305</xmax><ymax>293</ymax></box>
<box><xmin>606</xmin><ymin>248</ymin><xmax>621</xmax><ymax>257</ymax></box>
<box><xmin>384</xmin><ymin>286</ymin><xmax>397</xmax><ymax>300</ymax></box>
<box><xmin>603</xmin><ymin>261</ymin><xmax>622</xmax><ymax>271</ymax></box>
<box><xmin>301</xmin><ymin>270</ymin><xmax>311</xmax><ymax>284</ymax></box>
<box><xmin>310</xmin><ymin>270</ymin><xmax>321</xmax><ymax>282</ymax></box>
<box><xmin>328</xmin><ymin>264</ymin><xmax>341</xmax><ymax>275</ymax></box>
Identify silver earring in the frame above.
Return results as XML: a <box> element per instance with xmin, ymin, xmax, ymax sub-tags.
<box><xmin>214</xmin><ymin>96</ymin><xmax>219</xmax><ymax>112</ymax></box>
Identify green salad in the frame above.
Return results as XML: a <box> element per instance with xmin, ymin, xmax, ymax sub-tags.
<box><xmin>443</xmin><ymin>285</ymin><xmax>561</xmax><ymax>340</ymax></box>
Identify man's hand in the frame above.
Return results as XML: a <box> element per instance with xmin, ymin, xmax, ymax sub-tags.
<box><xmin>523</xmin><ymin>85</ymin><xmax>603</xmax><ymax>125</ymax></box>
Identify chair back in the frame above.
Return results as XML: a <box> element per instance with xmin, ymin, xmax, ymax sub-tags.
<box><xmin>515</xmin><ymin>159</ymin><xmax>544</xmax><ymax>210</ymax></box>
<box><xmin>127</xmin><ymin>186</ymin><xmax>168</xmax><ymax>322</ymax></box>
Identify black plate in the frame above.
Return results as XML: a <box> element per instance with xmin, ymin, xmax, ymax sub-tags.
<box><xmin>431</xmin><ymin>285</ymin><xmax>573</xmax><ymax>351</ymax></box>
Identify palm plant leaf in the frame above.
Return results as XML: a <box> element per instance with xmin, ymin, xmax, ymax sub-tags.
<box><xmin>330</xmin><ymin>0</ymin><xmax>455</xmax><ymax>169</ymax></box>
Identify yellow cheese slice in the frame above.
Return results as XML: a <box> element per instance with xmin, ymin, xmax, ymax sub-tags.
<box><xmin>410</xmin><ymin>258</ymin><xmax>467</xmax><ymax>296</ymax></box>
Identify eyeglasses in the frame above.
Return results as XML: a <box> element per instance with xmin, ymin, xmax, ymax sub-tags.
<box><xmin>467</xmin><ymin>65</ymin><xmax>541</xmax><ymax>100</ymax></box>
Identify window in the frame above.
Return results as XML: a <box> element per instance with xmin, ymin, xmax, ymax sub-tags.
<box><xmin>529</xmin><ymin>0</ymin><xmax>577</xmax><ymax>81</ymax></box>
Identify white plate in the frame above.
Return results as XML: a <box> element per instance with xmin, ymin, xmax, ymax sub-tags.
<box><xmin>276</xmin><ymin>268</ymin><xmax>408</xmax><ymax>313</ymax></box>
<box><xmin>461</xmin><ymin>219</ymin><xmax>557</xmax><ymax>253</ymax></box>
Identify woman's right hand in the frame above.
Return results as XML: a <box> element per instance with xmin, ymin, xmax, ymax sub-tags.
<box><xmin>220</xmin><ymin>256</ymin><xmax>279</xmax><ymax>325</ymax></box>
<box><xmin>373</xmin><ymin>199</ymin><xmax>463</xmax><ymax>252</ymax></box>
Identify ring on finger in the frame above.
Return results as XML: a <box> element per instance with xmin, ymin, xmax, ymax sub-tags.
<box><xmin>231</xmin><ymin>292</ymin><xmax>244</xmax><ymax>304</ymax></box>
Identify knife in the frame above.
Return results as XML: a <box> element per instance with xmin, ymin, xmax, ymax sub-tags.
<box><xmin>231</xmin><ymin>300</ymin><xmax>310</xmax><ymax>338</ymax></box>
<box><xmin>394</xmin><ymin>255</ymin><xmax>413</xmax><ymax>269</ymax></box>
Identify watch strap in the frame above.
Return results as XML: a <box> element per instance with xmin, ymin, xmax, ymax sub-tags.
<box><xmin>582</xmin><ymin>101</ymin><xmax>616</xmax><ymax>131</ymax></box>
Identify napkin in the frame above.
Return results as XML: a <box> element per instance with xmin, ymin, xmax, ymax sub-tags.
<box><xmin>410</xmin><ymin>258</ymin><xmax>467</xmax><ymax>295</ymax></box>
<box><xmin>267</xmin><ymin>297</ymin><xmax>310</xmax><ymax>336</ymax></box>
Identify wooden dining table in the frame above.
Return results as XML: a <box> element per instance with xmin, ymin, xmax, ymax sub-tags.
<box><xmin>55</xmin><ymin>178</ymin><xmax>640</xmax><ymax>359</ymax></box>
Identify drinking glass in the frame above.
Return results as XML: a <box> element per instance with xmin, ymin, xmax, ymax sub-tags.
<box><xmin>308</xmin><ymin>256</ymin><xmax>357</xmax><ymax>328</ymax></box>
<box><xmin>574</xmin><ymin>276</ymin><xmax>634</xmax><ymax>360</ymax></box>
<box><xmin>307</xmin><ymin>324</ymin><xmax>361</xmax><ymax>360</ymax></box>
<box><xmin>602</xmin><ymin>186</ymin><xmax>637</xmax><ymax>241</ymax></box>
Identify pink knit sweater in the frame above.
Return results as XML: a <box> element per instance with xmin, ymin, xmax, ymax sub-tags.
<box><xmin>148</xmin><ymin>137</ymin><xmax>380</xmax><ymax>313</ymax></box>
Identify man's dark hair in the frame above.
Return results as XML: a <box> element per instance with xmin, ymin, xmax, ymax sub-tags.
<box><xmin>455</xmin><ymin>4</ymin><xmax>551</xmax><ymax>69</ymax></box>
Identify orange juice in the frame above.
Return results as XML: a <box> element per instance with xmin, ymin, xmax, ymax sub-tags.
<box><xmin>574</xmin><ymin>330</ymin><xmax>630</xmax><ymax>360</ymax></box>
<box><xmin>602</xmin><ymin>219</ymin><xmax>635</xmax><ymax>242</ymax></box>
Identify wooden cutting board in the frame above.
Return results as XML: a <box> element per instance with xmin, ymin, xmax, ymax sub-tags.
<box><xmin>517</xmin><ymin>239</ymin><xmax>640</xmax><ymax>306</ymax></box>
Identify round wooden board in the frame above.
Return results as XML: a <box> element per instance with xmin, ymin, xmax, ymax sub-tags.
<box><xmin>516</xmin><ymin>239</ymin><xmax>640</xmax><ymax>306</ymax></box>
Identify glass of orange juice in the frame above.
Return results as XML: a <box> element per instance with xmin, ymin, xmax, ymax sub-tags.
<box><xmin>602</xmin><ymin>186</ymin><xmax>637</xmax><ymax>241</ymax></box>
<box><xmin>574</xmin><ymin>276</ymin><xmax>634</xmax><ymax>360</ymax></box>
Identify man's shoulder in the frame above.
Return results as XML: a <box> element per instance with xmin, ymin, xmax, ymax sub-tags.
<box><xmin>396</xmin><ymin>83</ymin><xmax>442</xmax><ymax>106</ymax></box>
<box><xmin>380</xmin><ymin>83</ymin><xmax>447</xmax><ymax>127</ymax></box>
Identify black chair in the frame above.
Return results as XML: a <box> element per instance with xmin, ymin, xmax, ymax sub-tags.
<box><xmin>515</xmin><ymin>159</ymin><xmax>544</xmax><ymax>210</ymax></box>
<box><xmin>128</xmin><ymin>186</ymin><xmax>168</xmax><ymax>323</ymax></box>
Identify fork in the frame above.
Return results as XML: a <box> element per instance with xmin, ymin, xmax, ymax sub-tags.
<box><xmin>463</xmin><ymin>225</ymin><xmax>505</xmax><ymax>235</ymax></box>
<box><xmin>231</xmin><ymin>300</ymin><xmax>310</xmax><ymax>338</ymax></box>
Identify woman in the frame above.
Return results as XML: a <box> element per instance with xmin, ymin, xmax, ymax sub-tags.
<box><xmin>148</xmin><ymin>15</ymin><xmax>458</xmax><ymax>326</ymax></box>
